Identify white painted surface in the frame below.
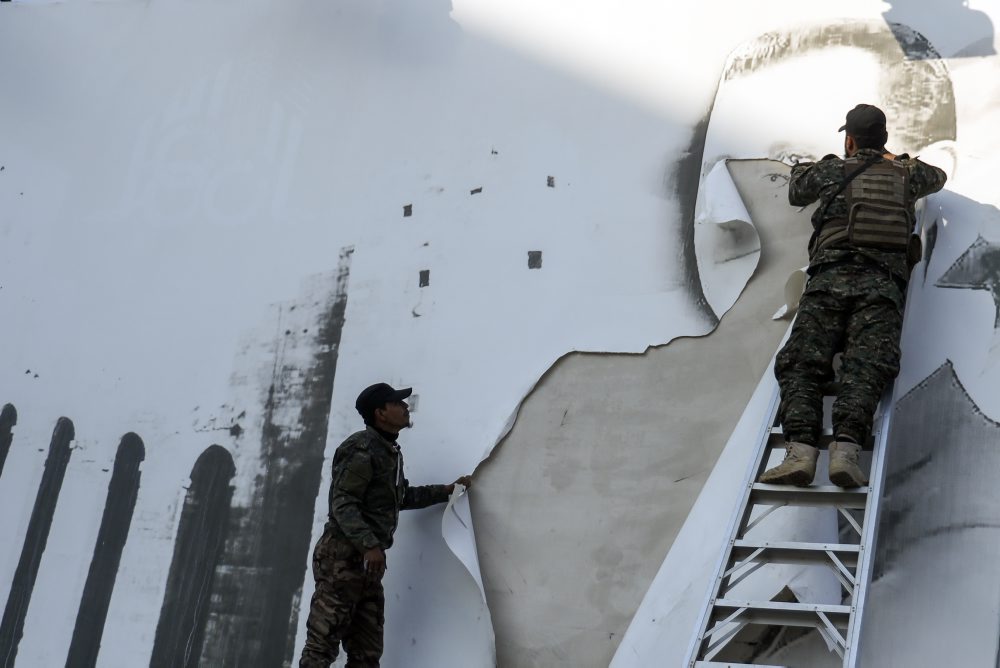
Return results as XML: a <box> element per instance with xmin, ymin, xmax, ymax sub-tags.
<box><xmin>2</xmin><ymin>1</ymin><xmax>1000</xmax><ymax>666</ymax></box>
<box><xmin>613</xmin><ymin>9</ymin><xmax>1000</xmax><ymax>665</ymax></box>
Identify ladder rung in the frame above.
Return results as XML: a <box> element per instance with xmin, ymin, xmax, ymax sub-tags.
<box><xmin>687</xmin><ymin>384</ymin><xmax>895</xmax><ymax>667</ymax></box>
<box><xmin>731</xmin><ymin>539</ymin><xmax>860</xmax><ymax>568</ymax></box>
<box><xmin>750</xmin><ymin>483</ymin><xmax>869</xmax><ymax>508</ymax></box>
<box><xmin>710</xmin><ymin>599</ymin><xmax>851</xmax><ymax>629</ymax></box>
<box><xmin>766</xmin><ymin>428</ymin><xmax>874</xmax><ymax>451</ymax></box>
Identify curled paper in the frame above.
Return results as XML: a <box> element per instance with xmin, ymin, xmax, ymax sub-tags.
<box><xmin>441</xmin><ymin>486</ymin><xmax>487</xmax><ymax>595</ymax></box>
<box><xmin>695</xmin><ymin>160</ymin><xmax>762</xmax><ymax>319</ymax></box>
<box><xmin>441</xmin><ymin>487</ymin><xmax>496</xmax><ymax>644</ymax></box>
<box><xmin>772</xmin><ymin>265</ymin><xmax>809</xmax><ymax>319</ymax></box>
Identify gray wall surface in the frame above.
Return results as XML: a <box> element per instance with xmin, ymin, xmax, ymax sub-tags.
<box><xmin>470</xmin><ymin>160</ymin><xmax>813</xmax><ymax>666</ymax></box>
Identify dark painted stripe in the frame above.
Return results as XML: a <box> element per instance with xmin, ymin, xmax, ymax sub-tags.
<box><xmin>199</xmin><ymin>248</ymin><xmax>353</xmax><ymax>667</ymax></box>
<box><xmin>0</xmin><ymin>404</ymin><xmax>15</xmax><ymax>479</ymax></box>
<box><xmin>0</xmin><ymin>417</ymin><xmax>75</xmax><ymax>668</ymax></box>
<box><xmin>149</xmin><ymin>445</ymin><xmax>236</xmax><ymax>668</ymax></box>
<box><xmin>673</xmin><ymin>110</ymin><xmax>720</xmax><ymax>327</ymax></box>
<box><xmin>65</xmin><ymin>433</ymin><xmax>146</xmax><ymax>668</ymax></box>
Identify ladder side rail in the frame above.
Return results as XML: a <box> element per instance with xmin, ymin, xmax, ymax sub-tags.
<box><xmin>843</xmin><ymin>384</ymin><xmax>895</xmax><ymax>666</ymax></box>
<box><xmin>684</xmin><ymin>387</ymin><xmax>782</xmax><ymax>667</ymax></box>
<box><xmin>717</xmin><ymin>408</ymin><xmax>787</xmax><ymax>596</ymax></box>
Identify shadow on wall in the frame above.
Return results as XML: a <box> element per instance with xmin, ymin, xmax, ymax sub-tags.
<box><xmin>301</xmin><ymin>0</ymin><xmax>460</xmax><ymax>66</ymax></box>
<box><xmin>884</xmin><ymin>1</ymin><xmax>996</xmax><ymax>58</ymax></box>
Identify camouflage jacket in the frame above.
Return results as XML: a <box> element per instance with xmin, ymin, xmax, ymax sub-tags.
<box><xmin>789</xmin><ymin>148</ymin><xmax>947</xmax><ymax>280</ymax></box>
<box><xmin>327</xmin><ymin>427</ymin><xmax>451</xmax><ymax>552</ymax></box>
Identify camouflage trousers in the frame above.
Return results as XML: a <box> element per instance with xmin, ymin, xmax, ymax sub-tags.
<box><xmin>776</xmin><ymin>263</ymin><xmax>905</xmax><ymax>445</ymax></box>
<box><xmin>299</xmin><ymin>530</ymin><xmax>384</xmax><ymax>668</ymax></box>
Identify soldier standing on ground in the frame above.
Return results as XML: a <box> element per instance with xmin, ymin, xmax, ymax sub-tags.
<box><xmin>760</xmin><ymin>104</ymin><xmax>947</xmax><ymax>488</ymax></box>
<box><xmin>299</xmin><ymin>383</ymin><xmax>472</xmax><ymax>668</ymax></box>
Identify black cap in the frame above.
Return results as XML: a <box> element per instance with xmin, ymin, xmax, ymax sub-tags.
<box><xmin>838</xmin><ymin>104</ymin><xmax>887</xmax><ymax>136</ymax></box>
<box><xmin>356</xmin><ymin>383</ymin><xmax>412</xmax><ymax>422</ymax></box>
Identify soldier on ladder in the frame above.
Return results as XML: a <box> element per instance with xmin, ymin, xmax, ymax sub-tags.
<box><xmin>761</xmin><ymin>104</ymin><xmax>947</xmax><ymax>488</ymax></box>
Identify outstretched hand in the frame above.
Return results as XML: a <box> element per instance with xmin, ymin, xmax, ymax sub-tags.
<box><xmin>448</xmin><ymin>475</ymin><xmax>473</xmax><ymax>494</ymax></box>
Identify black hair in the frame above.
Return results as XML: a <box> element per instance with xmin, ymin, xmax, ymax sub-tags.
<box><xmin>359</xmin><ymin>404</ymin><xmax>378</xmax><ymax>425</ymax></box>
<box><xmin>851</xmin><ymin>130</ymin><xmax>888</xmax><ymax>151</ymax></box>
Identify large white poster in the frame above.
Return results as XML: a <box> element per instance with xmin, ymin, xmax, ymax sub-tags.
<box><xmin>1</xmin><ymin>1</ymin><xmax>999</xmax><ymax>666</ymax></box>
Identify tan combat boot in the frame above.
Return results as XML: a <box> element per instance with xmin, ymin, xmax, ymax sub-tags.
<box><xmin>828</xmin><ymin>441</ymin><xmax>868</xmax><ymax>488</ymax></box>
<box><xmin>759</xmin><ymin>442</ymin><xmax>818</xmax><ymax>486</ymax></box>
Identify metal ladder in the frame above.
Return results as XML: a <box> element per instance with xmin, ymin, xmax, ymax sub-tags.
<box><xmin>684</xmin><ymin>382</ymin><xmax>894</xmax><ymax>667</ymax></box>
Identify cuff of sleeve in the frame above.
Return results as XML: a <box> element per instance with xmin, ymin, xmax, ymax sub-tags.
<box><xmin>358</xmin><ymin>535</ymin><xmax>381</xmax><ymax>551</ymax></box>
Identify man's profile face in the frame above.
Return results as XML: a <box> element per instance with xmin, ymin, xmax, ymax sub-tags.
<box><xmin>376</xmin><ymin>400</ymin><xmax>411</xmax><ymax>430</ymax></box>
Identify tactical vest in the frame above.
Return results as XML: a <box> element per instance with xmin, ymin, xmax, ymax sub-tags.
<box><xmin>813</xmin><ymin>156</ymin><xmax>913</xmax><ymax>254</ymax></box>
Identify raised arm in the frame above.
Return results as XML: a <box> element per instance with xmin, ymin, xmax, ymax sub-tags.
<box><xmin>788</xmin><ymin>155</ymin><xmax>839</xmax><ymax>207</ymax></box>
<box><xmin>401</xmin><ymin>475</ymin><xmax>472</xmax><ymax>510</ymax></box>
<box><xmin>908</xmin><ymin>157</ymin><xmax>947</xmax><ymax>199</ymax></box>
<box><xmin>401</xmin><ymin>480</ymin><xmax>452</xmax><ymax>510</ymax></box>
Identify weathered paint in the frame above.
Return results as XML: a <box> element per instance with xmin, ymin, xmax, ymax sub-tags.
<box><xmin>197</xmin><ymin>249</ymin><xmax>353</xmax><ymax>667</ymax></box>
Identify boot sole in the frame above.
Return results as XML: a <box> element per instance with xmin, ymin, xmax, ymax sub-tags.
<box><xmin>829</xmin><ymin>469</ymin><xmax>866</xmax><ymax>488</ymax></box>
<box><xmin>759</xmin><ymin>469</ymin><xmax>814</xmax><ymax>487</ymax></box>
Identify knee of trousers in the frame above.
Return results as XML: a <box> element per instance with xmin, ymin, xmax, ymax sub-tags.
<box><xmin>776</xmin><ymin>342</ymin><xmax>835</xmax><ymax>379</ymax></box>
<box><xmin>866</xmin><ymin>357</ymin><xmax>901</xmax><ymax>384</ymax></box>
<box><xmin>305</xmin><ymin>585</ymin><xmax>359</xmax><ymax>644</ymax></box>
<box><xmin>840</xmin><ymin>359</ymin><xmax>899</xmax><ymax>395</ymax></box>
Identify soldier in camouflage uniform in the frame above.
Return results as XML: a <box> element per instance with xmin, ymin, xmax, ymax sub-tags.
<box><xmin>299</xmin><ymin>383</ymin><xmax>472</xmax><ymax>668</ymax></box>
<box><xmin>761</xmin><ymin>104</ymin><xmax>947</xmax><ymax>488</ymax></box>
